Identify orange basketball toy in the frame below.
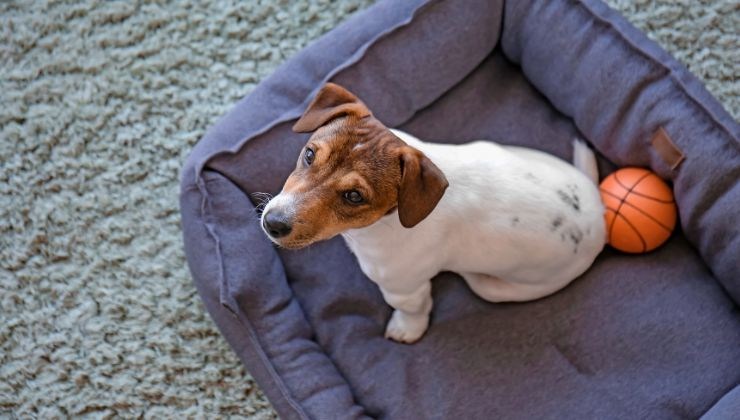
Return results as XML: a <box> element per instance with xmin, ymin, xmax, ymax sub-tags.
<box><xmin>599</xmin><ymin>167</ymin><xmax>677</xmax><ymax>253</ymax></box>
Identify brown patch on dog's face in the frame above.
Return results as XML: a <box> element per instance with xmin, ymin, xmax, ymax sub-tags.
<box><xmin>269</xmin><ymin>116</ymin><xmax>403</xmax><ymax>248</ymax></box>
<box><xmin>261</xmin><ymin>83</ymin><xmax>448</xmax><ymax>249</ymax></box>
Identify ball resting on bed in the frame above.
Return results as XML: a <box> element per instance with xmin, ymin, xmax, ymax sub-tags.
<box><xmin>600</xmin><ymin>167</ymin><xmax>677</xmax><ymax>253</ymax></box>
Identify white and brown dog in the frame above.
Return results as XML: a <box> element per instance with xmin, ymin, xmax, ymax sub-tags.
<box><xmin>261</xmin><ymin>83</ymin><xmax>605</xmax><ymax>343</ymax></box>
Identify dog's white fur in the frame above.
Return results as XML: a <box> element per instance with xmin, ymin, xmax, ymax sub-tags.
<box><xmin>341</xmin><ymin>130</ymin><xmax>605</xmax><ymax>343</ymax></box>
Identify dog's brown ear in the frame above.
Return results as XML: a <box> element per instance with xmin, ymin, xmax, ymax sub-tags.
<box><xmin>397</xmin><ymin>147</ymin><xmax>449</xmax><ymax>228</ymax></box>
<box><xmin>292</xmin><ymin>83</ymin><xmax>371</xmax><ymax>133</ymax></box>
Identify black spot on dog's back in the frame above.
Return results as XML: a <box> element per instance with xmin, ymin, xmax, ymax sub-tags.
<box><xmin>524</xmin><ymin>172</ymin><xmax>540</xmax><ymax>184</ymax></box>
<box><xmin>551</xmin><ymin>216</ymin><xmax>563</xmax><ymax>231</ymax></box>
<box><xmin>568</xmin><ymin>227</ymin><xmax>584</xmax><ymax>253</ymax></box>
<box><xmin>570</xmin><ymin>230</ymin><xmax>582</xmax><ymax>246</ymax></box>
<box><xmin>556</xmin><ymin>187</ymin><xmax>581</xmax><ymax>212</ymax></box>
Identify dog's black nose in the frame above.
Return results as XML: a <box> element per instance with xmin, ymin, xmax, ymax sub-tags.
<box><xmin>263</xmin><ymin>210</ymin><xmax>292</xmax><ymax>238</ymax></box>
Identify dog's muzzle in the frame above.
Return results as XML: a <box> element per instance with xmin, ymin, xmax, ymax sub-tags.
<box><xmin>262</xmin><ymin>209</ymin><xmax>292</xmax><ymax>238</ymax></box>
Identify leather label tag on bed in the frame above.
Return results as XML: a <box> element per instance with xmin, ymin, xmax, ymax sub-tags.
<box><xmin>651</xmin><ymin>127</ymin><xmax>685</xmax><ymax>170</ymax></box>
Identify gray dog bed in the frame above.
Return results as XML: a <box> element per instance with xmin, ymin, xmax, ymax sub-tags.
<box><xmin>180</xmin><ymin>0</ymin><xmax>740</xmax><ymax>418</ymax></box>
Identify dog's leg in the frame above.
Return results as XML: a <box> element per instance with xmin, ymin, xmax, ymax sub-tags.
<box><xmin>380</xmin><ymin>282</ymin><xmax>432</xmax><ymax>344</ymax></box>
<box><xmin>462</xmin><ymin>273</ymin><xmax>562</xmax><ymax>303</ymax></box>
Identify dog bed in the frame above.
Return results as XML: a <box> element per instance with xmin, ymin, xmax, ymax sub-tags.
<box><xmin>180</xmin><ymin>0</ymin><xmax>740</xmax><ymax>418</ymax></box>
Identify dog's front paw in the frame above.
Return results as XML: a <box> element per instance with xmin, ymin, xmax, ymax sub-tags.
<box><xmin>384</xmin><ymin>310</ymin><xmax>429</xmax><ymax>344</ymax></box>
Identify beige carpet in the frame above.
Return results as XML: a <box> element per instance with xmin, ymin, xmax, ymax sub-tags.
<box><xmin>1</xmin><ymin>0</ymin><xmax>737</xmax><ymax>418</ymax></box>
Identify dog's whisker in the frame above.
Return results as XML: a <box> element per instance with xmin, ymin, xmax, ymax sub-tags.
<box><xmin>250</xmin><ymin>192</ymin><xmax>274</xmax><ymax>204</ymax></box>
<box><xmin>251</xmin><ymin>191</ymin><xmax>274</xmax><ymax>198</ymax></box>
<box><xmin>251</xmin><ymin>192</ymin><xmax>274</xmax><ymax>217</ymax></box>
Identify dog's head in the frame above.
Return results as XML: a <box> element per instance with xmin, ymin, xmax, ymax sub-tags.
<box><xmin>260</xmin><ymin>83</ymin><xmax>448</xmax><ymax>249</ymax></box>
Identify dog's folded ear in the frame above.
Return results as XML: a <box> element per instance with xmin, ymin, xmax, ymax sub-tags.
<box><xmin>397</xmin><ymin>147</ymin><xmax>449</xmax><ymax>228</ymax></box>
<box><xmin>293</xmin><ymin>83</ymin><xmax>372</xmax><ymax>133</ymax></box>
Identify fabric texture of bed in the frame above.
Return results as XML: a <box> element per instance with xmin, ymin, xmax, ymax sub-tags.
<box><xmin>180</xmin><ymin>0</ymin><xmax>740</xmax><ymax>418</ymax></box>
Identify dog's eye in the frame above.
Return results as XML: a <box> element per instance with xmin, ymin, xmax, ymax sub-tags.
<box><xmin>304</xmin><ymin>147</ymin><xmax>315</xmax><ymax>165</ymax></box>
<box><xmin>343</xmin><ymin>190</ymin><xmax>364</xmax><ymax>204</ymax></box>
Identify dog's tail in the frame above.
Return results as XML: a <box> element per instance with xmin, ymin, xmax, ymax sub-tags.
<box><xmin>572</xmin><ymin>138</ymin><xmax>599</xmax><ymax>184</ymax></box>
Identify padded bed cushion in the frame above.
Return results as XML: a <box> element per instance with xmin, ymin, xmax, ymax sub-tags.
<box><xmin>180</xmin><ymin>0</ymin><xmax>740</xmax><ymax>418</ymax></box>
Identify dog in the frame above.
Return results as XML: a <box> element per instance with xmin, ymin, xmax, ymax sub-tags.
<box><xmin>261</xmin><ymin>83</ymin><xmax>605</xmax><ymax>343</ymax></box>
